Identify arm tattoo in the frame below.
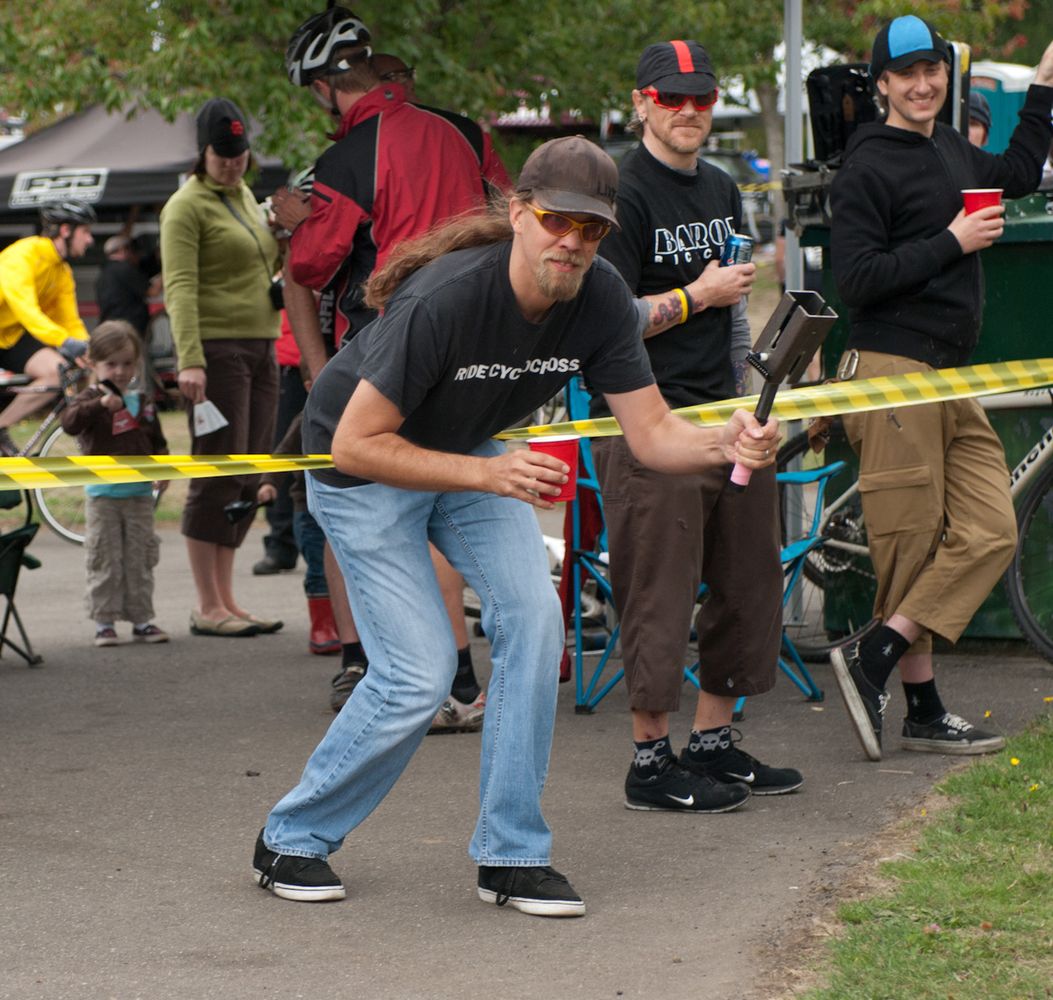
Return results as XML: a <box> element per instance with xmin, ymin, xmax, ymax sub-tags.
<box><xmin>649</xmin><ymin>293</ymin><xmax>683</xmax><ymax>331</ymax></box>
<box><xmin>733</xmin><ymin>358</ymin><xmax>751</xmax><ymax>397</ymax></box>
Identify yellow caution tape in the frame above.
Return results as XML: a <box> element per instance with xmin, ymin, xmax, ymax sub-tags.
<box><xmin>498</xmin><ymin>357</ymin><xmax>1053</xmax><ymax>440</ymax></box>
<box><xmin>4</xmin><ymin>358</ymin><xmax>1053</xmax><ymax>488</ymax></box>
<box><xmin>0</xmin><ymin>454</ymin><xmax>333</xmax><ymax>490</ymax></box>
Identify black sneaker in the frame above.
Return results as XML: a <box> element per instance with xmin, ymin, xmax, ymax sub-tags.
<box><xmin>624</xmin><ymin>754</ymin><xmax>750</xmax><ymax>813</ymax></box>
<box><xmin>679</xmin><ymin>730</ymin><xmax>803</xmax><ymax>795</ymax></box>
<box><xmin>330</xmin><ymin>664</ymin><xmax>366</xmax><ymax>712</ymax></box>
<box><xmin>831</xmin><ymin>640</ymin><xmax>889</xmax><ymax>761</ymax></box>
<box><xmin>477</xmin><ymin>865</ymin><xmax>585</xmax><ymax>918</ymax></box>
<box><xmin>252</xmin><ymin>829</ymin><xmax>345</xmax><ymax>902</ymax></box>
<box><xmin>901</xmin><ymin>713</ymin><xmax>1006</xmax><ymax>755</ymax></box>
<box><xmin>252</xmin><ymin>554</ymin><xmax>296</xmax><ymax>576</ymax></box>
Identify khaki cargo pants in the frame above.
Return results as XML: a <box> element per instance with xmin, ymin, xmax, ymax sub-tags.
<box><xmin>85</xmin><ymin>494</ymin><xmax>160</xmax><ymax>624</ymax></box>
<box><xmin>841</xmin><ymin>351</ymin><xmax>1017</xmax><ymax>654</ymax></box>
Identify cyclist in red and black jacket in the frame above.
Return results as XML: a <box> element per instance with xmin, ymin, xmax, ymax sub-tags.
<box><xmin>274</xmin><ymin>7</ymin><xmax>510</xmax><ymax>377</ymax></box>
<box><xmin>271</xmin><ymin>6</ymin><xmax>511</xmax><ymax>727</ymax></box>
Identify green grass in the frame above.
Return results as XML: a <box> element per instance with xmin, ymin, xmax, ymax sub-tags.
<box><xmin>801</xmin><ymin>713</ymin><xmax>1053</xmax><ymax>1000</ymax></box>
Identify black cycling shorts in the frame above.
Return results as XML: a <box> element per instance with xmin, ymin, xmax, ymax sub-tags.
<box><xmin>0</xmin><ymin>332</ymin><xmax>51</xmax><ymax>373</ymax></box>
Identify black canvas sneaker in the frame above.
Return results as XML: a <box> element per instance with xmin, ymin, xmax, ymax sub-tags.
<box><xmin>831</xmin><ymin>640</ymin><xmax>889</xmax><ymax>761</ymax></box>
<box><xmin>624</xmin><ymin>754</ymin><xmax>750</xmax><ymax>813</ymax></box>
<box><xmin>902</xmin><ymin>713</ymin><xmax>1006</xmax><ymax>755</ymax></box>
<box><xmin>680</xmin><ymin>731</ymin><xmax>803</xmax><ymax>795</ymax></box>
<box><xmin>477</xmin><ymin>865</ymin><xmax>585</xmax><ymax>918</ymax></box>
<box><xmin>252</xmin><ymin>829</ymin><xmax>345</xmax><ymax>902</ymax></box>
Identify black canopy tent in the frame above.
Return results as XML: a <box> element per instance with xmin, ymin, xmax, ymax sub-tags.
<box><xmin>0</xmin><ymin>103</ymin><xmax>287</xmax><ymax>223</ymax></box>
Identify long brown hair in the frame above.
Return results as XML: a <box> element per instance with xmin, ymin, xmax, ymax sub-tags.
<box><xmin>364</xmin><ymin>197</ymin><xmax>517</xmax><ymax>310</ymax></box>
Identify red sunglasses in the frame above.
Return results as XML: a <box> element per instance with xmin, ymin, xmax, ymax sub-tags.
<box><xmin>527</xmin><ymin>204</ymin><xmax>611</xmax><ymax>243</ymax></box>
<box><xmin>640</xmin><ymin>87</ymin><xmax>719</xmax><ymax>112</ymax></box>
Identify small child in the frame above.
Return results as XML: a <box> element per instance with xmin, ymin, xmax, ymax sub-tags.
<box><xmin>60</xmin><ymin>320</ymin><xmax>170</xmax><ymax>647</ymax></box>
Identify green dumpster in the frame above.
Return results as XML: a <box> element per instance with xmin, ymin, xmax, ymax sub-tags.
<box><xmin>798</xmin><ymin>198</ymin><xmax>1053</xmax><ymax>641</ymax></box>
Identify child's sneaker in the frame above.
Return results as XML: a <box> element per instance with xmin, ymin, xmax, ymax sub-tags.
<box><xmin>94</xmin><ymin>626</ymin><xmax>119</xmax><ymax>647</ymax></box>
<box><xmin>132</xmin><ymin>623</ymin><xmax>169</xmax><ymax>644</ymax></box>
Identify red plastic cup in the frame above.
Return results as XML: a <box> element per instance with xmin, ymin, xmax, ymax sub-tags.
<box><xmin>962</xmin><ymin>188</ymin><xmax>1003</xmax><ymax>214</ymax></box>
<box><xmin>527</xmin><ymin>435</ymin><xmax>580</xmax><ymax>502</ymax></box>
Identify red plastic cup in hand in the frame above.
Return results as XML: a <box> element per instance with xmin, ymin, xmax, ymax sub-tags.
<box><xmin>527</xmin><ymin>435</ymin><xmax>580</xmax><ymax>502</ymax></box>
<box><xmin>962</xmin><ymin>188</ymin><xmax>1003</xmax><ymax>214</ymax></box>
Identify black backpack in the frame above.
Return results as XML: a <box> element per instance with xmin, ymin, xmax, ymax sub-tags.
<box><xmin>806</xmin><ymin>63</ymin><xmax>879</xmax><ymax>166</ymax></box>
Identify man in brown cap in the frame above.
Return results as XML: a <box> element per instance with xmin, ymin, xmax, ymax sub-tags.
<box><xmin>592</xmin><ymin>40</ymin><xmax>800</xmax><ymax>815</ymax></box>
<box><xmin>252</xmin><ymin>136</ymin><xmax>779</xmax><ymax>918</ymax></box>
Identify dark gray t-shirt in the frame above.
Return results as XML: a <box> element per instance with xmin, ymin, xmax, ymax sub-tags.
<box><xmin>305</xmin><ymin>240</ymin><xmax>654</xmax><ymax>487</ymax></box>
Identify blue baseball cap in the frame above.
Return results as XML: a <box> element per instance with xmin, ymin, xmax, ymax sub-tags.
<box><xmin>870</xmin><ymin>16</ymin><xmax>950</xmax><ymax>81</ymax></box>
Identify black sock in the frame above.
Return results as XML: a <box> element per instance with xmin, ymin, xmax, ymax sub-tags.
<box><xmin>859</xmin><ymin>626</ymin><xmax>911</xmax><ymax>690</ymax></box>
<box><xmin>903</xmin><ymin>680</ymin><xmax>946</xmax><ymax>724</ymax></box>
<box><xmin>683</xmin><ymin>725</ymin><xmax>732</xmax><ymax>761</ymax></box>
<box><xmin>631</xmin><ymin>736</ymin><xmax>673</xmax><ymax>775</ymax></box>
<box><xmin>342</xmin><ymin>642</ymin><xmax>368</xmax><ymax>670</ymax></box>
<box><xmin>450</xmin><ymin>646</ymin><xmax>480</xmax><ymax>703</ymax></box>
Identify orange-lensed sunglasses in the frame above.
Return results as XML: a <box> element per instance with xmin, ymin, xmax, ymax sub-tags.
<box><xmin>640</xmin><ymin>87</ymin><xmax>720</xmax><ymax>112</ymax></box>
<box><xmin>527</xmin><ymin>204</ymin><xmax>611</xmax><ymax>243</ymax></box>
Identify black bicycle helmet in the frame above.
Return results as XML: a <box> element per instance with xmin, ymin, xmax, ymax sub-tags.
<box><xmin>285</xmin><ymin>7</ymin><xmax>372</xmax><ymax>87</ymax></box>
<box><xmin>39</xmin><ymin>200</ymin><xmax>97</xmax><ymax>226</ymax></box>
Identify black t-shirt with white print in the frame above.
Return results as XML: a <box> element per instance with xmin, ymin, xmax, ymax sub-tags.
<box><xmin>305</xmin><ymin>240</ymin><xmax>654</xmax><ymax>488</ymax></box>
<box><xmin>592</xmin><ymin>143</ymin><xmax>742</xmax><ymax>416</ymax></box>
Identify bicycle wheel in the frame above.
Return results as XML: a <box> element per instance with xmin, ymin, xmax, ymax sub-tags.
<box><xmin>1005</xmin><ymin>458</ymin><xmax>1053</xmax><ymax>663</ymax></box>
<box><xmin>777</xmin><ymin>428</ymin><xmax>877</xmax><ymax>661</ymax></box>
<box><xmin>33</xmin><ymin>424</ymin><xmax>88</xmax><ymax>544</ymax></box>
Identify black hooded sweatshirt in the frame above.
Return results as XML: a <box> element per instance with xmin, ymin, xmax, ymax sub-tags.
<box><xmin>831</xmin><ymin>83</ymin><xmax>1053</xmax><ymax>368</ymax></box>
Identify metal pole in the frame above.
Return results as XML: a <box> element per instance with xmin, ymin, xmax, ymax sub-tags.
<box><xmin>783</xmin><ymin>0</ymin><xmax>803</xmax><ymax>290</ymax></box>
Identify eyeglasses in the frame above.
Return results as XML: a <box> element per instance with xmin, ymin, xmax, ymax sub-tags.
<box><xmin>640</xmin><ymin>87</ymin><xmax>719</xmax><ymax>112</ymax></box>
<box><xmin>527</xmin><ymin>204</ymin><xmax>611</xmax><ymax>242</ymax></box>
<box><xmin>379</xmin><ymin>67</ymin><xmax>415</xmax><ymax>84</ymax></box>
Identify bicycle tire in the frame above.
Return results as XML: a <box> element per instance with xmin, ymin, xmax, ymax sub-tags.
<box><xmin>1005</xmin><ymin>457</ymin><xmax>1053</xmax><ymax>663</ymax></box>
<box><xmin>777</xmin><ymin>428</ymin><xmax>876</xmax><ymax>661</ymax></box>
<box><xmin>33</xmin><ymin>424</ymin><xmax>89</xmax><ymax>544</ymax></box>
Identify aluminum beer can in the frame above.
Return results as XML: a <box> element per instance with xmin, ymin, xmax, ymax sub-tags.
<box><xmin>720</xmin><ymin>233</ymin><xmax>753</xmax><ymax>267</ymax></box>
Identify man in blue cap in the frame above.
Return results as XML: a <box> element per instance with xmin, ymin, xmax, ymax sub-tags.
<box><xmin>829</xmin><ymin>17</ymin><xmax>1053</xmax><ymax>761</ymax></box>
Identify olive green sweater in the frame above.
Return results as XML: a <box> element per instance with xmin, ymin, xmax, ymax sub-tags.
<box><xmin>160</xmin><ymin>174</ymin><xmax>280</xmax><ymax>369</ymax></box>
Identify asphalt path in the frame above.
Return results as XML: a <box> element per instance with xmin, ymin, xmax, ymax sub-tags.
<box><xmin>3</xmin><ymin>524</ymin><xmax>1051</xmax><ymax>1000</ymax></box>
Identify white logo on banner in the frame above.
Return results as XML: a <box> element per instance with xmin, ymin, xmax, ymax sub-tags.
<box><xmin>9</xmin><ymin>169</ymin><xmax>108</xmax><ymax>208</ymax></box>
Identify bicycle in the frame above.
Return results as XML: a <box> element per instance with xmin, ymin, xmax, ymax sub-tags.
<box><xmin>777</xmin><ymin>386</ymin><xmax>1053</xmax><ymax>663</ymax></box>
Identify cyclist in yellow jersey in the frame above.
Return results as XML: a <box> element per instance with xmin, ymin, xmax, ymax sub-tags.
<box><xmin>0</xmin><ymin>201</ymin><xmax>95</xmax><ymax>455</ymax></box>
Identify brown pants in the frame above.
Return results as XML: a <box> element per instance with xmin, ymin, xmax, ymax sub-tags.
<box><xmin>182</xmin><ymin>338</ymin><xmax>278</xmax><ymax>547</ymax></box>
<box><xmin>841</xmin><ymin>351</ymin><xmax>1017</xmax><ymax>653</ymax></box>
<box><xmin>85</xmin><ymin>494</ymin><xmax>159</xmax><ymax>623</ymax></box>
<box><xmin>592</xmin><ymin>436</ymin><xmax>782</xmax><ymax>710</ymax></box>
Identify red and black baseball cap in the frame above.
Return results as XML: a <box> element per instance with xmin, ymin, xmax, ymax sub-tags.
<box><xmin>196</xmin><ymin>97</ymin><xmax>250</xmax><ymax>157</ymax></box>
<box><xmin>636</xmin><ymin>40</ymin><xmax>717</xmax><ymax>93</ymax></box>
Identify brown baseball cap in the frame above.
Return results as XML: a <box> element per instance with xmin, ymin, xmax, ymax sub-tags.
<box><xmin>516</xmin><ymin>136</ymin><xmax>620</xmax><ymax>229</ymax></box>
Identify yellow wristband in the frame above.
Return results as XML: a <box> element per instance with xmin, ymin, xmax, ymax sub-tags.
<box><xmin>673</xmin><ymin>287</ymin><xmax>690</xmax><ymax>324</ymax></box>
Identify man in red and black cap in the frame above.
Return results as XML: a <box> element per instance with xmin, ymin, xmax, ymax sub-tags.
<box><xmin>591</xmin><ymin>39</ymin><xmax>803</xmax><ymax>814</ymax></box>
<box><xmin>251</xmin><ymin>135</ymin><xmax>780</xmax><ymax>917</ymax></box>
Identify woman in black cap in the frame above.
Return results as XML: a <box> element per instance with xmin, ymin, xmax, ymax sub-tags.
<box><xmin>160</xmin><ymin>97</ymin><xmax>282</xmax><ymax>637</ymax></box>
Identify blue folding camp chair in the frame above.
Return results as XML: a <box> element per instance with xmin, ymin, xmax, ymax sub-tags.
<box><xmin>564</xmin><ymin>373</ymin><xmax>834</xmax><ymax>714</ymax></box>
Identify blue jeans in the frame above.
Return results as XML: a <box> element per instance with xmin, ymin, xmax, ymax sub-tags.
<box><xmin>264</xmin><ymin>439</ymin><xmax>564</xmax><ymax>866</ymax></box>
<box><xmin>292</xmin><ymin>509</ymin><xmax>327</xmax><ymax>597</ymax></box>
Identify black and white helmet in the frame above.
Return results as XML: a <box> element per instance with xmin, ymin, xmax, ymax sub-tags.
<box><xmin>39</xmin><ymin>200</ymin><xmax>97</xmax><ymax>226</ymax></box>
<box><xmin>285</xmin><ymin>7</ymin><xmax>372</xmax><ymax>87</ymax></box>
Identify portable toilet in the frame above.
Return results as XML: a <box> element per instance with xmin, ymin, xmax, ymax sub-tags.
<box><xmin>970</xmin><ymin>60</ymin><xmax>1036</xmax><ymax>153</ymax></box>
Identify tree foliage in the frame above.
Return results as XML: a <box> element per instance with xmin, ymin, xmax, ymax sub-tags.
<box><xmin>0</xmin><ymin>0</ymin><xmax>1046</xmax><ymax>172</ymax></box>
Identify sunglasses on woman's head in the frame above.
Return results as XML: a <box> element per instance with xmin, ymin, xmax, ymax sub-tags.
<box><xmin>640</xmin><ymin>87</ymin><xmax>719</xmax><ymax>112</ymax></box>
<box><xmin>527</xmin><ymin>204</ymin><xmax>611</xmax><ymax>243</ymax></box>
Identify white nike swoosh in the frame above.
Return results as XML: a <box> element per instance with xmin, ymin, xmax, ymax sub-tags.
<box><xmin>665</xmin><ymin>794</ymin><xmax>695</xmax><ymax>806</ymax></box>
<box><xmin>727</xmin><ymin>771</ymin><xmax>755</xmax><ymax>783</ymax></box>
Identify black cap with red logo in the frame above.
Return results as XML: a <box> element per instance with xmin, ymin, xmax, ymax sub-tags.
<box><xmin>196</xmin><ymin>97</ymin><xmax>250</xmax><ymax>157</ymax></box>
<box><xmin>636</xmin><ymin>40</ymin><xmax>717</xmax><ymax>93</ymax></box>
